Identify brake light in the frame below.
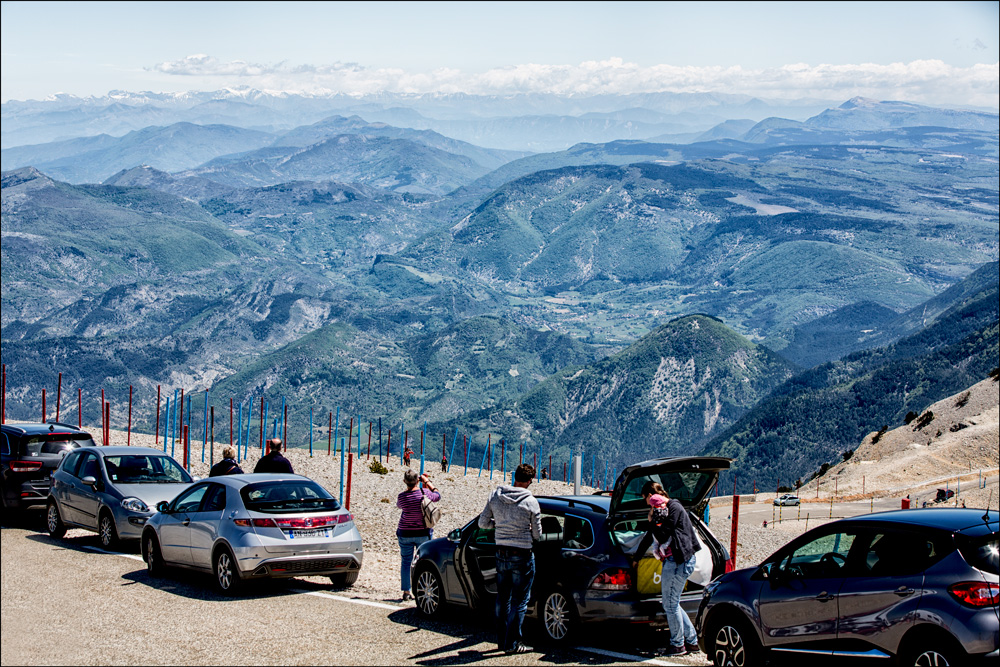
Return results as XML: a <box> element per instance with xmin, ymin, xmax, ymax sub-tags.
<box><xmin>272</xmin><ymin>514</ymin><xmax>348</xmax><ymax>529</ymax></box>
<box><xmin>949</xmin><ymin>582</ymin><xmax>1000</xmax><ymax>607</ymax></box>
<box><xmin>9</xmin><ymin>461</ymin><xmax>44</xmax><ymax>473</ymax></box>
<box><xmin>591</xmin><ymin>568</ymin><xmax>632</xmax><ymax>591</ymax></box>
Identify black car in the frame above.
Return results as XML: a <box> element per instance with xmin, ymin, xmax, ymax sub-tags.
<box><xmin>1</xmin><ymin>422</ymin><xmax>96</xmax><ymax>511</ymax></box>
<box><xmin>696</xmin><ymin>508</ymin><xmax>999</xmax><ymax>667</ymax></box>
<box><xmin>411</xmin><ymin>456</ymin><xmax>732</xmax><ymax>643</ymax></box>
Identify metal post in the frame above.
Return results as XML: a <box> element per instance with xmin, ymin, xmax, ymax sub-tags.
<box><xmin>78</xmin><ymin>388</ymin><xmax>82</xmax><ymax>429</ymax></box>
<box><xmin>155</xmin><ymin>385</ymin><xmax>161</xmax><ymax>446</ymax></box>
<box><xmin>333</xmin><ymin>407</ymin><xmax>340</xmax><ymax>455</ymax></box>
<box><xmin>367</xmin><ymin>422</ymin><xmax>372</xmax><ymax>460</ymax></box>
<box><xmin>463</xmin><ymin>434</ymin><xmax>468</xmax><ymax>475</ymax></box>
<box><xmin>236</xmin><ymin>402</ymin><xmax>243</xmax><ymax>461</ymax></box>
<box><xmin>729</xmin><ymin>494</ymin><xmax>740</xmax><ymax>569</ymax></box>
<box><xmin>128</xmin><ymin>385</ymin><xmax>133</xmax><ymax>446</ymax></box>
<box><xmin>202</xmin><ymin>389</ymin><xmax>209</xmax><ymax>461</ymax></box>
<box><xmin>328</xmin><ymin>412</ymin><xmax>333</xmax><ymax>455</ymax></box>
<box><xmin>210</xmin><ymin>406</ymin><xmax>215</xmax><ymax>463</ymax></box>
<box><xmin>56</xmin><ymin>372</ymin><xmax>62</xmax><ymax>422</ymax></box>
<box><xmin>309</xmin><ymin>408</ymin><xmax>314</xmax><ymax>457</ymax></box>
<box><xmin>42</xmin><ymin>388</ymin><xmax>47</xmax><ymax>424</ymax></box>
<box><xmin>573</xmin><ymin>450</ymin><xmax>582</xmax><ymax>496</ymax></box>
<box><xmin>346</xmin><ymin>453</ymin><xmax>353</xmax><ymax>510</ymax></box>
<box><xmin>339</xmin><ymin>438</ymin><xmax>346</xmax><ymax>504</ymax></box>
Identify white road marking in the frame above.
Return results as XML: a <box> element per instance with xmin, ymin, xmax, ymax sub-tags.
<box><xmin>577</xmin><ymin>646</ymin><xmax>688</xmax><ymax>666</ymax></box>
<box><xmin>290</xmin><ymin>589</ymin><xmax>401</xmax><ymax>611</ymax></box>
<box><xmin>82</xmin><ymin>545</ymin><xmax>144</xmax><ymax>561</ymax></box>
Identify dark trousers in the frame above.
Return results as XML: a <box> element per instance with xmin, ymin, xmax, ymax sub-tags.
<box><xmin>495</xmin><ymin>547</ymin><xmax>535</xmax><ymax>650</ymax></box>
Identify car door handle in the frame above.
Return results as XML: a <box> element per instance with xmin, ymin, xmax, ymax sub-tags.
<box><xmin>894</xmin><ymin>586</ymin><xmax>914</xmax><ymax>596</ymax></box>
<box><xmin>815</xmin><ymin>592</ymin><xmax>835</xmax><ymax>602</ymax></box>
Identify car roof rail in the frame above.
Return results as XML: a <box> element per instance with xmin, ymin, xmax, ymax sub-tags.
<box><xmin>536</xmin><ymin>495</ymin><xmax>608</xmax><ymax>513</ymax></box>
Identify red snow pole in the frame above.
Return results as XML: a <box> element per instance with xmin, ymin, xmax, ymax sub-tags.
<box><xmin>328</xmin><ymin>412</ymin><xmax>333</xmax><ymax>455</ymax></box>
<box><xmin>78</xmin><ymin>389</ymin><xmax>82</xmax><ymax>429</ymax></box>
<box><xmin>183</xmin><ymin>425</ymin><xmax>189</xmax><ymax>469</ymax></box>
<box><xmin>42</xmin><ymin>389</ymin><xmax>47</xmax><ymax>423</ymax></box>
<box><xmin>1</xmin><ymin>364</ymin><xmax>5</xmax><ymax>424</ymax></box>
<box><xmin>729</xmin><ymin>494</ymin><xmax>741</xmax><ymax>569</ymax></box>
<box><xmin>367</xmin><ymin>423</ymin><xmax>372</xmax><ymax>459</ymax></box>
<box><xmin>346</xmin><ymin>453</ymin><xmax>354</xmax><ymax>510</ymax></box>
<box><xmin>104</xmin><ymin>401</ymin><xmax>110</xmax><ymax>446</ymax></box>
<box><xmin>283</xmin><ymin>403</ymin><xmax>288</xmax><ymax>451</ymax></box>
<box><xmin>56</xmin><ymin>372</ymin><xmax>62</xmax><ymax>422</ymax></box>
<box><xmin>127</xmin><ymin>386</ymin><xmax>133</xmax><ymax>446</ymax></box>
<box><xmin>229</xmin><ymin>398</ymin><xmax>234</xmax><ymax>447</ymax></box>
<box><xmin>348</xmin><ymin>417</ymin><xmax>354</xmax><ymax>457</ymax></box>
<box><xmin>259</xmin><ymin>397</ymin><xmax>264</xmax><ymax>454</ymax></box>
<box><xmin>155</xmin><ymin>385</ymin><xmax>161</xmax><ymax>446</ymax></box>
<box><xmin>100</xmin><ymin>389</ymin><xmax>105</xmax><ymax>443</ymax></box>
<box><xmin>179</xmin><ymin>389</ymin><xmax>185</xmax><ymax>452</ymax></box>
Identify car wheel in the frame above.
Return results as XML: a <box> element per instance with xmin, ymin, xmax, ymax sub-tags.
<box><xmin>213</xmin><ymin>547</ymin><xmax>242</xmax><ymax>595</ymax></box>
<box><xmin>541</xmin><ymin>590</ymin><xmax>578</xmax><ymax>643</ymax></box>
<box><xmin>98</xmin><ymin>511</ymin><xmax>119</xmax><ymax>549</ymax></box>
<box><xmin>143</xmin><ymin>533</ymin><xmax>166</xmax><ymax>577</ymax></box>
<box><xmin>413</xmin><ymin>567</ymin><xmax>444</xmax><ymax>618</ymax></box>
<box><xmin>903</xmin><ymin>637</ymin><xmax>964</xmax><ymax>666</ymax></box>
<box><xmin>709</xmin><ymin>615</ymin><xmax>761</xmax><ymax>667</ymax></box>
<box><xmin>329</xmin><ymin>571</ymin><xmax>359</xmax><ymax>588</ymax></box>
<box><xmin>46</xmin><ymin>501</ymin><xmax>66</xmax><ymax>538</ymax></box>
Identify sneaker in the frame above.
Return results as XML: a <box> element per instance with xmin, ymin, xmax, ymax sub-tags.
<box><xmin>662</xmin><ymin>644</ymin><xmax>688</xmax><ymax>656</ymax></box>
<box><xmin>505</xmin><ymin>643</ymin><xmax>533</xmax><ymax>655</ymax></box>
<box><xmin>685</xmin><ymin>642</ymin><xmax>700</xmax><ymax>654</ymax></box>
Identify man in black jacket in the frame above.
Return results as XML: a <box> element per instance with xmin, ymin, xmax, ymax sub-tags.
<box><xmin>632</xmin><ymin>483</ymin><xmax>701</xmax><ymax>657</ymax></box>
<box><xmin>254</xmin><ymin>438</ymin><xmax>294</xmax><ymax>474</ymax></box>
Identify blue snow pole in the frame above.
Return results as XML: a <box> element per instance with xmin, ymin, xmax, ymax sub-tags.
<box><xmin>244</xmin><ymin>403</ymin><xmax>252</xmax><ymax>460</ymax></box>
<box><xmin>171</xmin><ymin>389</ymin><xmax>179</xmax><ymax>458</ymax></box>
<box><xmin>478</xmin><ymin>436</ymin><xmax>489</xmax><ymax>478</ymax></box>
<box><xmin>400</xmin><ymin>422</ymin><xmax>406</xmax><ymax>465</ymax></box>
<box><xmin>501</xmin><ymin>438</ymin><xmax>506</xmax><ymax>478</ymax></box>
<box><xmin>162</xmin><ymin>397</ymin><xmax>170</xmax><ymax>453</ymax></box>
<box><xmin>262</xmin><ymin>401</ymin><xmax>269</xmax><ymax>450</ymax></box>
<box><xmin>339</xmin><ymin>437</ymin><xmax>346</xmax><ymax>504</ymax></box>
<box><xmin>591</xmin><ymin>454</ymin><xmax>595</xmax><ymax>488</ymax></box>
<box><xmin>357</xmin><ymin>415</ymin><xmax>362</xmax><ymax>457</ymax></box>
<box><xmin>309</xmin><ymin>408</ymin><xmax>314</xmax><ymax>457</ymax></box>
<box><xmin>447</xmin><ymin>428</ymin><xmax>459</xmax><ymax>472</ymax></box>
<box><xmin>202</xmin><ymin>389</ymin><xmax>209</xmax><ymax>462</ymax></box>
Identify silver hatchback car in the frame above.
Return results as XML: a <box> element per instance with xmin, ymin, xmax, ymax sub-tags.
<box><xmin>47</xmin><ymin>446</ymin><xmax>194</xmax><ymax>547</ymax></box>
<box><xmin>141</xmin><ymin>474</ymin><xmax>363</xmax><ymax>594</ymax></box>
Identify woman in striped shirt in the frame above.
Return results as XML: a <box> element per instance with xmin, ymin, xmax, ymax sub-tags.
<box><xmin>397</xmin><ymin>469</ymin><xmax>441</xmax><ymax>600</ymax></box>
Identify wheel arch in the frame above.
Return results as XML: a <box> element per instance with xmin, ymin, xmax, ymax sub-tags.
<box><xmin>702</xmin><ymin>602</ymin><xmax>761</xmax><ymax>653</ymax></box>
<box><xmin>897</xmin><ymin>623</ymin><xmax>967</xmax><ymax>662</ymax></box>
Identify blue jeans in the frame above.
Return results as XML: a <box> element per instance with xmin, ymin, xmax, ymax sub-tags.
<box><xmin>661</xmin><ymin>553</ymin><xmax>698</xmax><ymax>647</ymax></box>
<box><xmin>398</xmin><ymin>534</ymin><xmax>430</xmax><ymax>592</ymax></box>
<box><xmin>496</xmin><ymin>547</ymin><xmax>535</xmax><ymax>650</ymax></box>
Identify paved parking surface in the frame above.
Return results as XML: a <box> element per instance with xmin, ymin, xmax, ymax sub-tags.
<box><xmin>1</xmin><ymin>511</ymin><xmax>712</xmax><ymax>666</ymax></box>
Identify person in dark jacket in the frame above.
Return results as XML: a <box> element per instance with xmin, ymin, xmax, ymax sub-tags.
<box><xmin>632</xmin><ymin>481</ymin><xmax>701</xmax><ymax>657</ymax></box>
<box><xmin>254</xmin><ymin>438</ymin><xmax>294</xmax><ymax>474</ymax></box>
<box><xmin>209</xmin><ymin>445</ymin><xmax>244</xmax><ymax>477</ymax></box>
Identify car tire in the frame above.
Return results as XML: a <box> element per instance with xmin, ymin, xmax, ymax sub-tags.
<box><xmin>98</xmin><ymin>510</ymin><xmax>119</xmax><ymax>549</ymax></box>
<box><xmin>708</xmin><ymin>614</ymin><xmax>761</xmax><ymax>667</ymax></box>
<box><xmin>46</xmin><ymin>501</ymin><xmax>66</xmax><ymax>538</ymax></box>
<box><xmin>902</xmin><ymin>634</ymin><xmax>965</xmax><ymax>667</ymax></box>
<box><xmin>413</xmin><ymin>566</ymin><xmax>444</xmax><ymax>618</ymax></box>
<box><xmin>329</xmin><ymin>571</ymin><xmax>359</xmax><ymax>588</ymax></box>
<box><xmin>213</xmin><ymin>547</ymin><xmax>243</xmax><ymax>595</ymax></box>
<box><xmin>540</xmin><ymin>589</ymin><xmax>578</xmax><ymax>643</ymax></box>
<box><xmin>143</xmin><ymin>532</ymin><xmax>166</xmax><ymax>577</ymax></box>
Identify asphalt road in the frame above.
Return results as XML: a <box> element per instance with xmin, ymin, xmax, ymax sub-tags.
<box><xmin>1</xmin><ymin>510</ymin><xmax>712</xmax><ymax>667</ymax></box>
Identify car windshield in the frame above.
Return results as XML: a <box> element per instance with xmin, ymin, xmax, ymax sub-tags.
<box><xmin>24</xmin><ymin>434</ymin><xmax>95</xmax><ymax>455</ymax></box>
<box><xmin>104</xmin><ymin>455</ymin><xmax>192</xmax><ymax>484</ymax></box>
<box><xmin>240</xmin><ymin>480</ymin><xmax>341</xmax><ymax>513</ymax></box>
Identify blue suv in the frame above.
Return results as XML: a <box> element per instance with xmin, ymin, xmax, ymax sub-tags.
<box><xmin>696</xmin><ymin>508</ymin><xmax>999</xmax><ymax>666</ymax></box>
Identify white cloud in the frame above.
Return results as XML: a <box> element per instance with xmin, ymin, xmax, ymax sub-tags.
<box><xmin>149</xmin><ymin>55</ymin><xmax>1000</xmax><ymax>107</ymax></box>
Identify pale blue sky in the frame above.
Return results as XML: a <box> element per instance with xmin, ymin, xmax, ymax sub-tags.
<box><xmin>2</xmin><ymin>1</ymin><xmax>997</xmax><ymax>105</ymax></box>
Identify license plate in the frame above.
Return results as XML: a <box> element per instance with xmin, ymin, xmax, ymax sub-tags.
<box><xmin>287</xmin><ymin>528</ymin><xmax>330</xmax><ymax>539</ymax></box>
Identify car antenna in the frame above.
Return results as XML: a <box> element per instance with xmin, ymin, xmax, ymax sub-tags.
<box><xmin>983</xmin><ymin>489</ymin><xmax>993</xmax><ymax>524</ymax></box>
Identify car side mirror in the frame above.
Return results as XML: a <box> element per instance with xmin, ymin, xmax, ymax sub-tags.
<box><xmin>82</xmin><ymin>476</ymin><xmax>98</xmax><ymax>487</ymax></box>
<box><xmin>156</xmin><ymin>501</ymin><xmax>171</xmax><ymax>513</ymax></box>
<box><xmin>762</xmin><ymin>562</ymin><xmax>782</xmax><ymax>583</ymax></box>
<box><xmin>448</xmin><ymin>529</ymin><xmax>461</xmax><ymax>543</ymax></box>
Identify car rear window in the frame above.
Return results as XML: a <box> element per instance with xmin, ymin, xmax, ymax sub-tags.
<box><xmin>240</xmin><ymin>480</ymin><xmax>341</xmax><ymax>513</ymax></box>
<box><xmin>617</xmin><ymin>470</ymin><xmax>717</xmax><ymax>512</ymax></box>
<box><xmin>23</xmin><ymin>434</ymin><xmax>95</xmax><ymax>456</ymax></box>
<box><xmin>957</xmin><ymin>534</ymin><xmax>999</xmax><ymax>573</ymax></box>
<box><xmin>104</xmin><ymin>455</ymin><xmax>192</xmax><ymax>484</ymax></box>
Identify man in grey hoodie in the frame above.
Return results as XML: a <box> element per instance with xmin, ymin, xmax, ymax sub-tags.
<box><xmin>478</xmin><ymin>463</ymin><xmax>542</xmax><ymax>655</ymax></box>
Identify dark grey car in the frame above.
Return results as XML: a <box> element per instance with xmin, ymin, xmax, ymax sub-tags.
<box><xmin>696</xmin><ymin>508</ymin><xmax>999</xmax><ymax>666</ymax></box>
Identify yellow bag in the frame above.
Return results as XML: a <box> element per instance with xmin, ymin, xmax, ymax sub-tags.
<box><xmin>637</xmin><ymin>557</ymin><xmax>663</xmax><ymax>595</ymax></box>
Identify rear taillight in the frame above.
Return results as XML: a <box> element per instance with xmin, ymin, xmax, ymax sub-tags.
<box><xmin>272</xmin><ymin>514</ymin><xmax>350</xmax><ymax>529</ymax></box>
<box><xmin>9</xmin><ymin>461</ymin><xmax>44</xmax><ymax>473</ymax></box>
<box><xmin>232</xmin><ymin>518</ymin><xmax>278</xmax><ymax>528</ymax></box>
<box><xmin>949</xmin><ymin>582</ymin><xmax>1000</xmax><ymax>607</ymax></box>
<box><xmin>591</xmin><ymin>568</ymin><xmax>632</xmax><ymax>591</ymax></box>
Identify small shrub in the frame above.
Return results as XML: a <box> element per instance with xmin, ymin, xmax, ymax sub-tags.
<box><xmin>904</xmin><ymin>411</ymin><xmax>919</xmax><ymax>425</ymax></box>
<box><xmin>380</xmin><ymin>497</ymin><xmax>390</xmax><ymax>503</ymax></box>
<box><xmin>950</xmin><ymin>422</ymin><xmax>969</xmax><ymax>432</ymax></box>
<box><xmin>990</xmin><ymin>367</ymin><xmax>999</xmax><ymax>382</ymax></box>
<box><xmin>871</xmin><ymin>425</ymin><xmax>888</xmax><ymax>444</ymax></box>
<box><xmin>955</xmin><ymin>392</ymin><xmax>970</xmax><ymax>408</ymax></box>
<box><xmin>842</xmin><ymin>450</ymin><xmax>854</xmax><ymax>462</ymax></box>
<box><xmin>369</xmin><ymin>459</ymin><xmax>389</xmax><ymax>475</ymax></box>
<box><xmin>777</xmin><ymin>485</ymin><xmax>792</xmax><ymax>493</ymax></box>
<box><xmin>913</xmin><ymin>411</ymin><xmax>935</xmax><ymax>431</ymax></box>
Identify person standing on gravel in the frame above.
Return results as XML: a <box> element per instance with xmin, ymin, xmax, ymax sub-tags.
<box><xmin>209</xmin><ymin>445</ymin><xmax>243</xmax><ymax>477</ymax></box>
<box><xmin>478</xmin><ymin>463</ymin><xmax>541</xmax><ymax>655</ymax></box>
<box><xmin>632</xmin><ymin>482</ymin><xmax>701</xmax><ymax>657</ymax></box>
<box><xmin>254</xmin><ymin>438</ymin><xmax>294</xmax><ymax>474</ymax></box>
<box><xmin>397</xmin><ymin>470</ymin><xmax>440</xmax><ymax>601</ymax></box>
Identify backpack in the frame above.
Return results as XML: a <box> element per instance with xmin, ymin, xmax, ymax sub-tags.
<box><xmin>420</xmin><ymin>490</ymin><xmax>441</xmax><ymax>529</ymax></box>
